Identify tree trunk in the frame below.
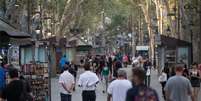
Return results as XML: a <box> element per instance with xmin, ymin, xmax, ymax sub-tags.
<box><xmin>55</xmin><ymin>0</ymin><xmax>84</xmax><ymax>39</ymax></box>
<box><xmin>139</xmin><ymin>3</ymin><xmax>155</xmax><ymax>64</ymax></box>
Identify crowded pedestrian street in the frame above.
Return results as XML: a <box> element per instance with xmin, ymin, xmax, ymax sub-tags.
<box><xmin>1</xmin><ymin>0</ymin><xmax>201</xmax><ymax>101</ymax></box>
<box><xmin>51</xmin><ymin>66</ymin><xmax>201</xmax><ymax>101</ymax></box>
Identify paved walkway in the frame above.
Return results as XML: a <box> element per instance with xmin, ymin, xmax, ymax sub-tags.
<box><xmin>51</xmin><ymin>68</ymin><xmax>165</xmax><ymax>101</ymax></box>
<box><xmin>150</xmin><ymin>69</ymin><xmax>164</xmax><ymax>101</ymax></box>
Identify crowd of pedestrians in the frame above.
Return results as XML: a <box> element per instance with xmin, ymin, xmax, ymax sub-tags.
<box><xmin>159</xmin><ymin>62</ymin><xmax>201</xmax><ymax>101</ymax></box>
<box><xmin>1</xmin><ymin>51</ymin><xmax>201</xmax><ymax>101</ymax></box>
<box><xmin>57</xmin><ymin>53</ymin><xmax>161</xmax><ymax>101</ymax></box>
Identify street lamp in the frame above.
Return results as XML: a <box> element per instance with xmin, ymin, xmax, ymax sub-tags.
<box><xmin>35</xmin><ymin>29</ymin><xmax>40</xmax><ymax>34</ymax></box>
<box><xmin>47</xmin><ymin>32</ymin><xmax>52</xmax><ymax>37</ymax></box>
<box><xmin>15</xmin><ymin>0</ymin><xmax>20</xmax><ymax>7</ymax></box>
<box><xmin>105</xmin><ymin>17</ymin><xmax>111</xmax><ymax>25</ymax></box>
<box><xmin>35</xmin><ymin>26</ymin><xmax>41</xmax><ymax>34</ymax></box>
<box><xmin>15</xmin><ymin>4</ymin><xmax>19</xmax><ymax>7</ymax></box>
<box><xmin>128</xmin><ymin>33</ymin><xmax>132</xmax><ymax>38</ymax></box>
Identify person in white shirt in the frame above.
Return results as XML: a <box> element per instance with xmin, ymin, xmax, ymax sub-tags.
<box><xmin>107</xmin><ymin>69</ymin><xmax>132</xmax><ymax>101</ymax></box>
<box><xmin>78</xmin><ymin>63</ymin><xmax>99</xmax><ymax>101</ymax></box>
<box><xmin>158</xmin><ymin>69</ymin><xmax>167</xmax><ymax>99</ymax></box>
<box><xmin>59</xmin><ymin>65</ymin><xmax>75</xmax><ymax>101</ymax></box>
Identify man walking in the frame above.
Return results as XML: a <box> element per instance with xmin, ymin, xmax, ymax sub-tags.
<box><xmin>164</xmin><ymin>64</ymin><xmax>194</xmax><ymax>101</ymax></box>
<box><xmin>78</xmin><ymin>63</ymin><xmax>99</xmax><ymax>101</ymax></box>
<box><xmin>143</xmin><ymin>59</ymin><xmax>152</xmax><ymax>86</ymax></box>
<box><xmin>59</xmin><ymin>55</ymin><xmax>69</xmax><ymax>73</ymax></box>
<box><xmin>0</xmin><ymin>58</ymin><xmax>6</xmax><ymax>96</ymax></box>
<box><xmin>102</xmin><ymin>64</ymin><xmax>109</xmax><ymax>93</ymax></box>
<box><xmin>113</xmin><ymin>59</ymin><xmax>122</xmax><ymax>78</ymax></box>
<box><xmin>126</xmin><ymin>68</ymin><xmax>159</xmax><ymax>101</ymax></box>
<box><xmin>107</xmin><ymin>69</ymin><xmax>132</xmax><ymax>101</ymax></box>
<box><xmin>1</xmin><ymin>67</ymin><xmax>31</xmax><ymax>101</ymax></box>
<box><xmin>59</xmin><ymin>65</ymin><xmax>75</xmax><ymax>101</ymax></box>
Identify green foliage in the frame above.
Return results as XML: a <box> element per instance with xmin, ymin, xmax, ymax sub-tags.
<box><xmin>2</xmin><ymin>0</ymin><xmax>146</xmax><ymax>37</ymax></box>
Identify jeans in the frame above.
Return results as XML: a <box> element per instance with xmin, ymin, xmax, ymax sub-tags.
<box><xmin>145</xmin><ymin>76</ymin><xmax>151</xmax><ymax>87</ymax></box>
<box><xmin>103</xmin><ymin>76</ymin><xmax>109</xmax><ymax>91</ymax></box>
<box><xmin>160</xmin><ymin>82</ymin><xmax>166</xmax><ymax>100</ymax></box>
<box><xmin>60</xmin><ymin>93</ymin><xmax>71</xmax><ymax>101</ymax></box>
<box><xmin>82</xmin><ymin>91</ymin><xmax>96</xmax><ymax>101</ymax></box>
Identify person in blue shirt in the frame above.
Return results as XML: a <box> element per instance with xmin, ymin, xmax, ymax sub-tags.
<box><xmin>59</xmin><ymin>55</ymin><xmax>69</xmax><ymax>73</ymax></box>
<box><xmin>0</xmin><ymin>59</ymin><xmax>6</xmax><ymax>95</ymax></box>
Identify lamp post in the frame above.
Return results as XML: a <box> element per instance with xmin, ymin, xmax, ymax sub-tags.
<box><xmin>27</xmin><ymin>0</ymin><xmax>31</xmax><ymax>35</ymax></box>
<box><xmin>35</xmin><ymin>25</ymin><xmax>41</xmax><ymax>40</ymax></box>
<box><xmin>47</xmin><ymin>32</ymin><xmax>52</xmax><ymax>37</ymax></box>
<box><xmin>177</xmin><ymin>0</ymin><xmax>181</xmax><ymax>39</ymax></box>
<box><xmin>15</xmin><ymin>0</ymin><xmax>19</xmax><ymax>7</ymax></box>
<box><xmin>46</xmin><ymin>41</ymin><xmax>51</xmax><ymax>101</ymax></box>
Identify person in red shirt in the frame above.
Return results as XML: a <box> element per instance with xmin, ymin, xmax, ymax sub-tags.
<box><xmin>123</xmin><ymin>55</ymin><xmax>128</xmax><ymax>67</ymax></box>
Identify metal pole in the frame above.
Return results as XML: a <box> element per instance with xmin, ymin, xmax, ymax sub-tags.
<box><xmin>40</xmin><ymin>1</ymin><xmax>43</xmax><ymax>39</ymax></box>
<box><xmin>198</xmin><ymin>0</ymin><xmax>201</xmax><ymax>62</ymax></box>
<box><xmin>199</xmin><ymin>1</ymin><xmax>201</xmax><ymax>62</ymax></box>
<box><xmin>191</xmin><ymin>30</ymin><xmax>193</xmax><ymax>63</ymax></box>
<box><xmin>47</xmin><ymin>45</ymin><xmax>52</xmax><ymax>101</ymax></box>
<box><xmin>27</xmin><ymin>0</ymin><xmax>31</xmax><ymax>35</ymax></box>
<box><xmin>139</xmin><ymin>13</ymin><xmax>141</xmax><ymax>45</ymax></box>
<box><xmin>3</xmin><ymin>0</ymin><xmax>6</xmax><ymax>16</ymax></box>
<box><xmin>177</xmin><ymin>0</ymin><xmax>180</xmax><ymax>39</ymax></box>
<box><xmin>27</xmin><ymin>0</ymin><xmax>35</xmax><ymax>63</ymax></box>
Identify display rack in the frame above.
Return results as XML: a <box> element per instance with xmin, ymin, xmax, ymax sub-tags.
<box><xmin>22</xmin><ymin>63</ymin><xmax>49</xmax><ymax>101</ymax></box>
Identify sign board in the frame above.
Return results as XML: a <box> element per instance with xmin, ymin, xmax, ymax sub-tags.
<box><xmin>136</xmin><ymin>46</ymin><xmax>149</xmax><ymax>51</ymax></box>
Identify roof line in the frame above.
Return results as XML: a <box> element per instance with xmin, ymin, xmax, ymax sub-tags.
<box><xmin>0</xmin><ymin>17</ymin><xmax>17</xmax><ymax>29</ymax></box>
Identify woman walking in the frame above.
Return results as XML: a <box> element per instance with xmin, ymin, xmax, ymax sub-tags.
<box><xmin>158</xmin><ymin>69</ymin><xmax>167</xmax><ymax>100</ymax></box>
<box><xmin>189</xmin><ymin>63</ymin><xmax>201</xmax><ymax>101</ymax></box>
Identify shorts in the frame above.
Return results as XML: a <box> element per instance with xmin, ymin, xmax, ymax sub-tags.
<box><xmin>190</xmin><ymin>79</ymin><xmax>200</xmax><ymax>87</ymax></box>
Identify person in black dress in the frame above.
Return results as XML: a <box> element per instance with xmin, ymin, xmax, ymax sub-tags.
<box><xmin>189</xmin><ymin>63</ymin><xmax>200</xmax><ymax>101</ymax></box>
